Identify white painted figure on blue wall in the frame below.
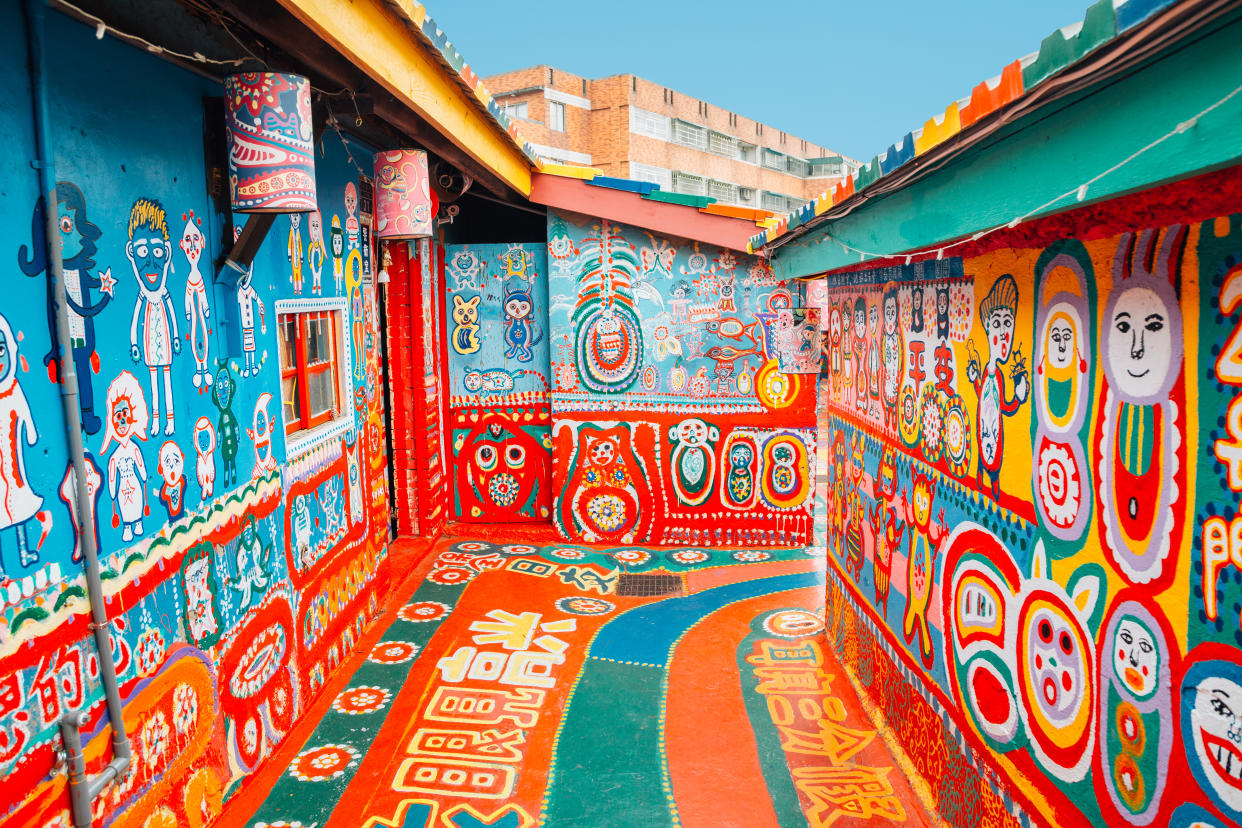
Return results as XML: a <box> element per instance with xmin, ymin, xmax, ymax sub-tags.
<box><xmin>231</xmin><ymin>513</ymin><xmax>270</xmax><ymax>610</ymax></box>
<box><xmin>180</xmin><ymin>213</ymin><xmax>213</xmax><ymax>391</ymax></box>
<box><xmin>126</xmin><ymin>198</ymin><xmax>180</xmax><ymax>436</ymax></box>
<box><xmin>288</xmin><ymin>213</ymin><xmax>304</xmax><ymax>294</ymax></box>
<box><xmin>212</xmin><ymin>361</ymin><xmax>240</xmax><ymax>487</ymax></box>
<box><xmin>193</xmin><ymin>416</ymin><xmax>216</xmax><ymax>501</ymax></box>
<box><xmin>234</xmin><ymin>225</ymin><xmax>267</xmax><ymax>378</ymax></box>
<box><xmin>330</xmin><ymin>215</ymin><xmax>344</xmax><ymax>293</ymax></box>
<box><xmin>307</xmin><ymin>210</ymin><xmax>325</xmax><ymax>295</ymax></box>
<box><xmin>156</xmin><ymin>440</ymin><xmax>186</xmax><ymax>523</ymax></box>
<box><xmin>503</xmin><ymin>281</ymin><xmax>542</xmax><ymax>362</ymax></box>
<box><xmin>19</xmin><ymin>181</ymin><xmax>113</xmax><ymax>435</ymax></box>
<box><xmin>101</xmin><ymin>370</ymin><xmax>150</xmax><ymax>542</ymax></box>
<box><xmin>248</xmin><ymin>391</ymin><xmax>278</xmax><ymax>479</ymax></box>
<box><xmin>0</xmin><ymin>313</ymin><xmax>52</xmax><ymax>569</ymax></box>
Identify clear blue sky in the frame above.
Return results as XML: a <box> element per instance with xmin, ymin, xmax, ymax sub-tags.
<box><xmin>431</xmin><ymin>0</ymin><xmax>1094</xmax><ymax>161</ymax></box>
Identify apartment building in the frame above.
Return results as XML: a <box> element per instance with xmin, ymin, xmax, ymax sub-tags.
<box><xmin>485</xmin><ymin>65</ymin><xmax>860</xmax><ymax>213</ymax></box>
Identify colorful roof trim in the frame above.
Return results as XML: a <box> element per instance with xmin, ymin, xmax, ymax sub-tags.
<box><xmin>385</xmin><ymin>1</ymin><xmax>542</xmax><ymax>165</ymax></box>
<box><xmin>747</xmin><ymin>0</ymin><xmax>1183</xmax><ymax>255</ymax></box>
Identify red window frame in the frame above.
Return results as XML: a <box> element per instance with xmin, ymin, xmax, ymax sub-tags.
<box><xmin>280</xmin><ymin>310</ymin><xmax>340</xmax><ymax>435</ymax></box>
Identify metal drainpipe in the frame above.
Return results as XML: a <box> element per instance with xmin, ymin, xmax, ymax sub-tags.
<box><xmin>22</xmin><ymin>0</ymin><xmax>132</xmax><ymax>825</ymax></box>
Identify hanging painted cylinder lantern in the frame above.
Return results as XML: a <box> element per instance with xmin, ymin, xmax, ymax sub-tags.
<box><xmin>373</xmin><ymin>149</ymin><xmax>438</xmax><ymax>239</ymax></box>
<box><xmin>224</xmin><ymin>72</ymin><xmax>317</xmax><ymax>213</ymax></box>
<box><xmin>774</xmin><ymin>307</ymin><xmax>822</xmax><ymax>374</ymax></box>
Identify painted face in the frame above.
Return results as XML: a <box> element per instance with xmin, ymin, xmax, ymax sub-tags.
<box><xmin>589</xmin><ymin>438</ymin><xmax>617</xmax><ymax>467</ymax></box>
<box><xmin>853</xmin><ymin>303</ymin><xmax>866</xmax><ymax>338</ymax></box>
<box><xmin>463</xmin><ymin>371</ymin><xmax>483</xmax><ymax>392</ymax></box>
<box><xmin>331</xmin><ymin>221</ymin><xmax>343</xmax><ymax>257</ymax></box>
<box><xmin>214</xmin><ymin>369</ymin><xmax>233</xmax><ymax>408</ymax></box>
<box><xmin>180</xmin><ymin>220</ymin><xmax>205</xmax><ymax>266</ymax></box>
<box><xmin>829</xmin><ymin>307</ymin><xmax>842</xmax><ymax>343</ymax></box>
<box><xmin>309</xmin><ymin>211</ymin><xmax>322</xmax><ymax>240</ymax></box>
<box><xmin>290</xmin><ymin>214</ymin><xmax>301</xmax><ymax>231</ymax></box>
<box><xmin>1025</xmin><ymin>603</ymin><xmax>1087</xmax><ymax>725</ymax></box>
<box><xmin>112</xmin><ymin>399</ymin><xmax>134</xmax><ymax>440</ymax></box>
<box><xmin>344</xmin><ymin>183</ymin><xmax>358</xmax><ymax>217</ymax></box>
<box><xmin>1112</xmin><ymin>616</ymin><xmax>1159</xmax><ymax>698</ymax></box>
<box><xmin>129</xmin><ymin>231</ymin><xmax>171</xmax><ymax>292</ymax></box>
<box><xmin>1107</xmin><ymin>286</ymin><xmax>1174</xmax><ymax>399</ymax></box>
<box><xmin>883</xmin><ymin>295</ymin><xmax>897</xmax><ymax>333</ymax></box>
<box><xmin>1046</xmin><ymin>312</ymin><xmax>1077</xmax><ymax>371</ymax></box>
<box><xmin>241</xmin><ymin>516</ymin><xmax>256</xmax><ymax>545</ymax></box>
<box><xmin>913</xmin><ymin>288</ymin><xmax>923</xmax><ymax>311</ymax></box>
<box><xmin>938</xmin><ymin>289</ymin><xmax>949</xmax><ymax>315</ymax></box>
<box><xmin>987</xmin><ymin>308</ymin><xmax>1015</xmax><ymax>362</ymax></box>
<box><xmin>194</xmin><ymin>418</ymin><xmax>214</xmax><ymax>453</ymax></box>
<box><xmin>729</xmin><ymin>444</ymin><xmax>754</xmax><ymax>469</ymax></box>
<box><xmin>912</xmin><ymin>474</ymin><xmax>935</xmax><ymax>527</ymax></box>
<box><xmin>58</xmin><ymin>201</ymin><xmax>85</xmax><ymax>263</ymax></box>
<box><xmin>1190</xmin><ymin>671</ymin><xmax>1242</xmax><ymax>811</ymax></box>
<box><xmin>504</xmin><ymin>295</ymin><xmax>532</xmax><ymax>320</ymax></box>
<box><xmin>0</xmin><ymin>331</ymin><xmax>9</xmax><ymax>381</ymax></box>
<box><xmin>868</xmin><ymin>304</ymin><xmax>878</xmax><ymax>334</ymax></box>
<box><xmin>159</xmin><ymin>442</ymin><xmax>184</xmax><ymax>485</ymax></box>
<box><xmin>675</xmin><ymin>419</ymin><xmax>710</xmax><ymax>447</ymax></box>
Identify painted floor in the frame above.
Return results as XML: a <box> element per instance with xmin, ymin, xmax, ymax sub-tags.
<box><xmin>225</xmin><ymin>532</ymin><xmax>937</xmax><ymax>828</ymax></box>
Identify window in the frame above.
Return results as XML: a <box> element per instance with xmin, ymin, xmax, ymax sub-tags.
<box><xmin>786</xmin><ymin>156</ymin><xmax>811</xmax><ymax>177</ymax></box>
<box><xmin>708</xmin><ymin>179</ymin><xmax>738</xmax><ymax>203</ymax></box>
<box><xmin>278</xmin><ymin>308</ymin><xmax>345</xmax><ymax>436</ymax></box>
<box><xmin>762</xmin><ymin>149</ymin><xmax>785</xmax><ymax>170</ymax></box>
<box><xmin>629</xmin><ymin>107</ymin><xmax>670</xmax><ymax>140</ymax></box>
<box><xmin>738</xmin><ymin>187</ymin><xmax>756</xmax><ymax>205</ymax></box>
<box><xmin>548</xmin><ymin>101</ymin><xmax>566</xmax><ymax>132</ymax></box>
<box><xmin>738</xmin><ymin>142</ymin><xmax>757</xmax><ymax>164</ymax></box>
<box><xmin>707</xmin><ymin>131</ymin><xmax>737</xmax><ymax>158</ymax></box>
<box><xmin>762</xmin><ymin>192</ymin><xmax>789</xmax><ymax>212</ymax></box>
<box><xmin>671</xmin><ymin>171</ymin><xmax>705</xmax><ymax>196</ymax></box>
<box><xmin>503</xmin><ymin>101</ymin><xmax>528</xmax><ymax>120</ymax></box>
<box><xmin>672</xmin><ymin>120</ymin><xmax>707</xmax><ymax>151</ymax></box>
<box><xmin>630</xmin><ymin>162</ymin><xmax>672</xmax><ymax>189</ymax></box>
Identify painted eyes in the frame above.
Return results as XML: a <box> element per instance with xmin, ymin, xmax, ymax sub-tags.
<box><xmin>505</xmin><ymin>445</ymin><xmax>525</xmax><ymax>466</ymax></box>
<box><xmin>1210</xmin><ymin>693</ymin><xmax>1234</xmax><ymax>719</ymax></box>
<box><xmin>1145</xmin><ymin>315</ymin><xmax>1165</xmax><ymax>333</ymax></box>
<box><xmin>476</xmin><ymin>446</ymin><xmax>497</xmax><ymax>470</ymax></box>
<box><xmin>1038</xmin><ymin>620</ymin><xmax>1053</xmax><ymax>642</ymax></box>
<box><xmin>60</xmin><ymin>215</ymin><xmax>73</xmax><ymax>234</ymax></box>
<box><xmin>1060</xmin><ymin>631</ymin><xmax>1074</xmax><ymax>655</ymax></box>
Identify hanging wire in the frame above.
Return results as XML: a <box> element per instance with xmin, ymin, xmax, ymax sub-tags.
<box><xmin>56</xmin><ymin>0</ymin><xmax>247</xmax><ymax>66</ymax></box>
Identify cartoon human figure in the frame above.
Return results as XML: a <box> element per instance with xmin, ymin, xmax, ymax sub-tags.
<box><xmin>180</xmin><ymin>214</ymin><xmax>212</xmax><ymax>391</ymax></box>
<box><xmin>212</xmin><ymin>361</ymin><xmax>240</xmax><ymax>487</ymax></box>
<box><xmin>1099</xmin><ymin>227</ymin><xmax>1185</xmax><ymax>585</ymax></box>
<box><xmin>231</xmin><ymin>514</ymin><xmax>269</xmax><ymax>610</ymax></box>
<box><xmin>852</xmin><ymin>297</ymin><xmax>867</xmax><ymax>413</ymax></box>
<box><xmin>1037</xmin><ymin>306</ymin><xmax>1088</xmax><ymax>426</ymax></box>
<box><xmin>59</xmin><ymin>455</ymin><xmax>101</xmax><ymax>564</ymax></box>
<box><xmin>19</xmin><ymin>182</ymin><xmax>112</xmax><ymax>434</ymax></box>
<box><xmin>898</xmin><ymin>468</ymin><xmax>946</xmax><ymax>665</ymax></box>
<box><xmin>827</xmin><ymin>304</ymin><xmax>843</xmax><ymax>401</ymax></box>
<box><xmin>330</xmin><ymin>214</ymin><xmax>344</xmax><ymax>293</ymax></box>
<box><xmin>503</xmin><ymin>281</ymin><xmax>543</xmax><ymax>362</ymax></box>
<box><xmin>193</xmin><ymin>416</ymin><xmax>216</xmax><ymax>501</ymax></box>
<box><xmin>307</xmin><ymin>210</ymin><xmax>326</xmax><ymax>295</ymax></box>
<box><xmin>288</xmin><ymin>213</ymin><xmax>304</xmax><ymax>293</ymax></box>
<box><xmin>880</xmin><ymin>285</ymin><xmax>904</xmax><ymax>430</ymax></box>
<box><xmin>670</xmin><ymin>279</ymin><xmax>692</xmax><ymax>324</ymax></box>
<box><xmin>911</xmin><ymin>285</ymin><xmax>925</xmax><ymax>334</ymax></box>
<box><xmin>344</xmin><ymin>182</ymin><xmax>360</xmax><ymax>251</ymax></box>
<box><xmin>0</xmin><ymin>313</ymin><xmax>52</xmax><ymax>569</ymax></box>
<box><xmin>935</xmin><ymin>285</ymin><xmax>951</xmax><ymax>340</ymax></box>
<box><xmin>126</xmin><ymin>198</ymin><xmax>180</xmax><ymax>436</ymax></box>
<box><xmin>101</xmin><ymin>370</ymin><xmax>150</xmax><ymax>542</ymax></box>
<box><xmin>843</xmin><ymin>435</ymin><xmax>866</xmax><ymax>581</ymax></box>
<box><xmin>234</xmin><ymin>225</ymin><xmax>267</xmax><ymax>378</ymax></box>
<box><xmin>967</xmin><ymin>275</ymin><xmax>1028</xmax><ymax>500</ymax></box>
<box><xmin>291</xmin><ymin>493</ymin><xmax>312</xmax><ymax>565</ymax></box>
<box><xmin>156</xmin><ymin>440</ymin><xmax>186</xmax><ymax>523</ymax></box>
<box><xmin>868</xmin><ymin>445</ymin><xmax>905</xmax><ymax>613</ymax></box>
<box><xmin>247</xmin><ymin>391</ymin><xmax>278</xmax><ymax>479</ymax></box>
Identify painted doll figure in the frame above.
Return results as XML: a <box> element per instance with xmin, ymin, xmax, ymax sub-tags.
<box><xmin>247</xmin><ymin>391</ymin><xmax>278</xmax><ymax>479</ymax></box>
<box><xmin>126</xmin><ymin>198</ymin><xmax>180</xmax><ymax>436</ymax></box>
<box><xmin>868</xmin><ymin>444</ymin><xmax>904</xmax><ymax>613</ymax></box>
<box><xmin>234</xmin><ymin>226</ymin><xmax>267</xmax><ymax>378</ymax></box>
<box><xmin>852</xmin><ymin>297</ymin><xmax>868</xmax><ymax>414</ymax></box>
<box><xmin>180</xmin><ymin>214</ymin><xmax>212</xmax><ymax>391</ymax></box>
<box><xmin>101</xmin><ymin>370</ymin><xmax>150</xmax><ymax>542</ymax></box>
<box><xmin>867</xmin><ymin>303</ymin><xmax>882</xmax><ymax>404</ymax></box>
<box><xmin>344</xmin><ymin>182</ymin><xmax>360</xmax><ymax>250</ymax></box>
<box><xmin>827</xmin><ymin>304</ymin><xmax>843</xmax><ymax>400</ymax></box>
<box><xmin>287</xmin><ymin>213</ymin><xmax>304</xmax><ymax>294</ymax></box>
<box><xmin>307</xmin><ymin>210</ymin><xmax>326</xmax><ymax>294</ymax></box>
<box><xmin>156</xmin><ymin>440</ymin><xmax>186</xmax><ymax>523</ymax></box>
<box><xmin>0</xmin><ymin>313</ymin><xmax>52</xmax><ymax>569</ymax></box>
<box><xmin>1037</xmin><ymin>306</ymin><xmax>1087</xmax><ymax>426</ymax></box>
<box><xmin>330</xmin><ymin>214</ymin><xmax>344</xmax><ymax>293</ymax></box>
<box><xmin>212</xmin><ymin>362</ymin><xmax>240</xmax><ymax>488</ymax></box>
<box><xmin>19</xmin><ymin>181</ymin><xmax>111</xmax><ymax>434</ymax></box>
<box><xmin>967</xmin><ymin>274</ymin><xmax>1028</xmax><ymax>500</ymax></box>
<box><xmin>231</xmin><ymin>514</ymin><xmax>269</xmax><ymax>611</ymax></box>
<box><xmin>193</xmin><ymin>416</ymin><xmax>216</xmax><ymax>501</ymax></box>
<box><xmin>503</xmin><ymin>281</ymin><xmax>543</xmax><ymax>362</ymax></box>
<box><xmin>880</xmin><ymin>285</ymin><xmax>904</xmax><ymax>431</ymax></box>
<box><xmin>899</xmin><ymin>468</ymin><xmax>945</xmax><ymax>665</ymax></box>
<box><xmin>843</xmin><ymin>435</ymin><xmax>867</xmax><ymax>581</ymax></box>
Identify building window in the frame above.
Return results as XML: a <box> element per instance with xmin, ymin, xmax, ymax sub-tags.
<box><xmin>708</xmin><ymin>131</ymin><xmax>738</xmax><ymax>158</ymax></box>
<box><xmin>671</xmin><ymin>171</ymin><xmax>705</xmax><ymax>196</ymax></box>
<box><xmin>762</xmin><ymin>149</ymin><xmax>785</xmax><ymax>171</ymax></box>
<box><xmin>548</xmin><ymin>101</ymin><xmax>566</xmax><ymax>132</ymax></box>
<box><xmin>503</xmin><ymin>101</ymin><xmax>528</xmax><ymax>120</ymax></box>
<box><xmin>786</xmin><ymin>156</ymin><xmax>811</xmax><ymax>177</ymax></box>
<box><xmin>278</xmin><ymin>308</ymin><xmax>345</xmax><ymax>436</ymax></box>
<box><xmin>738</xmin><ymin>142</ymin><xmax>757</xmax><ymax>164</ymax></box>
<box><xmin>762</xmin><ymin>192</ymin><xmax>789</xmax><ymax>213</ymax></box>
<box><xmin>708</xmin><ymin>179</ymin><xmax>738</xmax><ymax>203</ymax></box>
<box><xmin>738</xmin><ymin>187</ymin><xmax>756</xmax><ymax>205</ymax></box>
<box><xmin>630</xmin><ymin>107</ymin><xmax>670</xmax><ymax>141</ymax></box>
<box><xmin>672</xmin><ymin>120</ymin><xmax>707</xmax><ymax>151</ymax></box>
<box><xmin>630</xmin><ymin>162</ymin><xmax>672</xmax><ymax>189</ymax></box>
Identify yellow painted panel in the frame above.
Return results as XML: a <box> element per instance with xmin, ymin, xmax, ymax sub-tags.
<box><xmin>277</xmin><ymin>0</ymin><xmax>531</xmax><ymax>195</ymax></box>
<box><xmin>538</xmin><ymin>162</ymin><xmax>602</xmax><ymax>180</ymax></box>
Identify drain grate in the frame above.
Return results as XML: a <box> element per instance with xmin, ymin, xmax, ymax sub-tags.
<box><xmin>616</xmin><ymin>573</ymin><xmax>685</xmax><ymax>597</ymax></box>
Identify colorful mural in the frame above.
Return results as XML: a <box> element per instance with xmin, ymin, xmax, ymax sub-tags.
<box><xmin>813</xmin><ymin>169</ymin><xmax>1242</xmax><ymax>828</ymax></box>
<box><xmin>444</xmin><ymin>243</ymin><xmax>552</xmax><ymax>523</ymax></box>
<box><xmin>0</xmin><ymin>13</ymin><xmax>390</xmax><ymax>826</ymax></box>
<box><xmin>547</xmin><ymin>211</ymin><xmax>817</xmax><ymax>546</ymax></box>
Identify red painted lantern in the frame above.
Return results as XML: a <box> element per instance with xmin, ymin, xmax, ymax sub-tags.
<box><xmin>373</xmin><ymin>149</ymin><xmax>437</xmax><ymax>239</ymax></box>
<box><xmin>224</xmin><ymin>72</ymin><xmax>317</xmax><ymax>213</ymax></box>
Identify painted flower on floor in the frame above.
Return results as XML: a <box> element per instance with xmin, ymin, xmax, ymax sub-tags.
<box><xmin>289</xmin><ymin>744</ymin><xmax>360</xmax><ymax>782</ymax></box>
<box><xmin>611</xmin><ymin>548</ymin><xmax>651</xmax><ymax>566</ymax></box>
<box><xmin>399</xmin><ymin>601</ymin><xmax>452</xmax><ymax>623</ymax></box>
<box><xmin>668</xmin><ymin>549</ymin><xmax>710</xmax><ymax>565</ymax></box>
<box><xmin>500</xmin><ymin>544</ymin><xmax>537</xmax><ymax>556</ymax></box>
<box><xmin>454</xmin><ymin>541</ymin><xmax>490</xmax><ymax>553</ymax></box>
<box><xmin>141</xmin><ymin>710</ymin><xmax>170</xmax><ymax>768</ymax></box>
<box><xmin>332</xmin><ymin>685</ymin><xmax>392</xmax><ymax>715</ymax></box>
<box><xmin>172</xmin><ymin>682</ymin><xmax>198</xmax><ymax>735</ymax></box>
<box><xmin>555</xmin><ymin>596</ymin><xmax>615</xmax><ymax>616</ymax></box>
<box><xmin>550</xmin><ymin>547</ymin><xmax>586</xmax><ymax>560</ymax></box>
<box><xmin>732</xmin><ymin>550</ymin><xmax>772</xmax><ymax>562</ymax></box>
<box><xmin>762</xmin><ymin>609</ymin><xmax>825</xmax><ymax>639</ymax></box>
<box><xmin>369</xmin><ymin>640</ymin><xmax>421</xmax><ymax>664</ymax></box>
<box><xmin>428</xmin><ymin>567</ymin><xmax>473</xmax><ymax>586</ymax></box>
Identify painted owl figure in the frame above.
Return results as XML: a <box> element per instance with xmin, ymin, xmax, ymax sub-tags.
<box><xmin>456</xmin><ymin>415</ymin><xmax>548</xmax><ymax>521</ymax></box>
<box><xmin>668</xmin><ymin>417</ymin><xmax>719</xmax><ymax>507</ymax></box>
<box><xmin>502</xmin><ymin>281</ymin><xmax>543</xmax><ymax>362</ymax></box>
